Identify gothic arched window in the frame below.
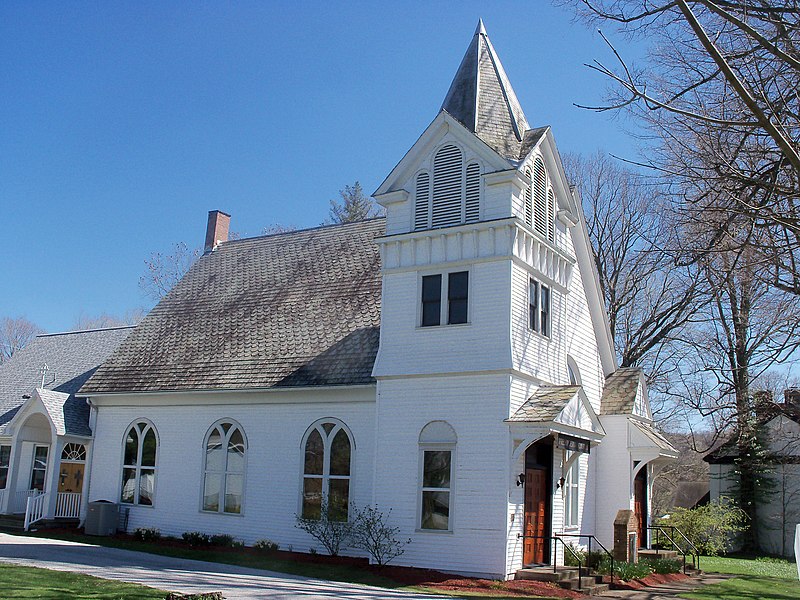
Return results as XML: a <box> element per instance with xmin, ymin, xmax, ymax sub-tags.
<box><xmin>202</xmin><ymin>420</ymin><xmax>247</xmax><ymax>514</ymax></box>
<box><xmin>121</xmin><ymin>420</ymin><xmax>157</xmax><ymax>506</ymax></box>
<box><xmin>302</xmin><ymin>420</ymin><xmax>353</xmax><ymax>521</ymax></box>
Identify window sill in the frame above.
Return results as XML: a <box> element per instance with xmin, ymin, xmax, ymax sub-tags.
<box><xmin>415</xmin><ymin>528</ymin><xmax>454</xmax><ymax>534</ymax></box>
<box><xmin>417</xmin><ymin>322</ymin><xmax>471</xmax><ymax>330</ymax></box>
<box><xmin>527</xmin><ymin>328</ymin><xmax>551</xmax><ymax>341</ymax></box>
<box><xmin>120</xmin><ymin>503</ymin><xmax>154</xmax><ymax>509</ymax></box>
<box><xmin>199</xmin><ymin>509</ymin><xmax>245</xmax><ymax>517</ymax></box>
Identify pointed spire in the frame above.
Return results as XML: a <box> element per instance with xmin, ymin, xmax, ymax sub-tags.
<box><xmin>441</xmin><ymin>21</ymin><xmax>530</xmax><ymax>160</ymax></box>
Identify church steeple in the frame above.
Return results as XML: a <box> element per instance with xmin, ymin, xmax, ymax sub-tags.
<box><xmin>441</xmin><ymin>20</ymin><xmax>531</xmax><ymax>161</ymax></box>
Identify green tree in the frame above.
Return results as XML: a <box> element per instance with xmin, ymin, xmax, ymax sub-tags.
<box><xmin>326</xmin><ymin>182</ymin><xmax>383</xmax><ymax>224</ymax></box>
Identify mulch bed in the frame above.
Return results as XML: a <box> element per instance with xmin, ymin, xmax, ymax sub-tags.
<box><xmin>611</xmin><ymin>572</ymin><xmax>690</xmax><ymax>590</ymax></box>
<box><xmin>419</xmin><ymin>578</ymin><xmax>586</xmax><ymax>598</ymax></box>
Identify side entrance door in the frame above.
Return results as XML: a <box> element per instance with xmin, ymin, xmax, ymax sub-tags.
<box><xmin>634</xmin><ymin>469</ymin><xmax>647</xmax><ymax>548</ymax></box>
<box><xmin>523</xmin><ymin>468</ymin><xmax>548</xmax><ymax>564</ymax></box>
<box><xmin>58</xmin><ymin>462</ymin><xmax>84</xmax><ymax>493</ymax></box>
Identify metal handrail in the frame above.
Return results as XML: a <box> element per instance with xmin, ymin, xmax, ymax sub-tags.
<box><xmin>517</xmin><ymin>534</ymin><xmax>596</xmax><ymax>591</ymax></box>
<box><xmin>556</xmin><ymin>533</ymin><xmax>615</xmax><ymax>586</ymax></box>
<box><xmin>647</xmin><ymin>525</ymin><xmax>700</xmax><ymax>573</ymax></box>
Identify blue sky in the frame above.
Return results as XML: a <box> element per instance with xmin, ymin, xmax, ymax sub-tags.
<box><xmin>0</xmin><ymin>1</ymin><xmax>644</xmax><ymax>332</ymax></box>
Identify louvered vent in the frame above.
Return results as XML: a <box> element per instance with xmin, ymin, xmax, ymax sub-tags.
<box><xmin>533</xmin><ymin>157</ymin><xmax>547</xmax><ymax>236</ymax></box>
<box><xmin>547</xmin><ymin>188</ymin><xmax>555</xmax><ymax>241</ymax></box>
<box><xmin>465</xmin><ymin>162</ymin><xmax>480</xmax><ymax>223</ymax></box>
<box><xmin>432</xmin><ymin>144</ymin><xmax>463</xmax><ymax>228</ymax></box>
<box><xmin>415</xmin><ymin>172</ymin><xmax>430</xmax><ymax>230</ymax></box>
<box><xmin>524</xmin><ymin>168</ymin><xmax>533</xmax><ymax>227</ymax></box>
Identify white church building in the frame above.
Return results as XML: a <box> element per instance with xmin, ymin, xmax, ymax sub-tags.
<box><xmin>0</xmin><ymin>23</ymin><xmax>677</xmax><ymax>579</ymax></box>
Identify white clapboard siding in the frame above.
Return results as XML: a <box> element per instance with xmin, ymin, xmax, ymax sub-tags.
<box><xmin>414</xmin><ymin>172</ymin><xmax>430</xmax><ymax>231</ymax></box>
<box><xmin>432</xmin><ymin>144</ymin><xmax>463</xmax><ymax>228</ymax></box>
<box><xmin>465</xmin><ymin>162</ymin><xmax>480</xmax><ymax>223</ymax></box>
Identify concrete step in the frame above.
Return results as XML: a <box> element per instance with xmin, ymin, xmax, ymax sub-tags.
<box><xmin>0</xmin><ymin>515</ymin><xmax>25</xmax><ymax>531</ymax></box>
<box><xmin>639</xmin><ymin>548</ymin><xmax>680</xmax><ymax>560</ymax></box>
<box><xmin>515</xmin><ymin>566</ymin><xmax>580</xmax><ymax>582</ymax></box>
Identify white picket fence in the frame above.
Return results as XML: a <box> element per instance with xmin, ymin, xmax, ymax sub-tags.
<box><xmin>14</xmin><ymin>489</ymin><xmax>40</xmax><ymax>513</ymax></box>
<box><xmin>24</xmin><ymin>492</ymin><xmax>48</xmax><ymax>530</ymax></box>
<box><xmin>55</xmin><ymin>492</ymin><xmax>81</xmax><ymax>518</ymax></box>
<box><xmin>22</xmin><ymin>491</ymin><xmax>82</xmax><ymax>530</ymax></box>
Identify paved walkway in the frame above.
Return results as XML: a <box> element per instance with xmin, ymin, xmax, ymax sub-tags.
<box><xmin>600</xmin><ymin>573</ymin><xmax>733</xmax><ymax>599</ymax></box>
<box><xmin>0</xmin><ymin>532</ymin><xmax>448</xmax><ymax>599</ymax></box>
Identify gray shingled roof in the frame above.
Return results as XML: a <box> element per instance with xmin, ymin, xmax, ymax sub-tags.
<box><xmin>630</xmin><ymin>418</ymin><xmax>677</xmax><ymax>454</ymax></box>
<box><xmin>506</xmin><ymin>386</ymin><xmax>581</xmax><ymax>422</ymax></box>
<box><xmin>442</xmin><ymin>21</ymin><xmax>544</xmax><ymax>162</ymax></box>
<box><xmin>0</xmin><ymin>327</ymin><xmax>134</xmax><ymax>436</ymax></box>
<box><xmin>81</xmin><ymin>219</ymin><xmax>385</xmax><ymax>394</ymax></box>
<box><xmin>600</xmin><ymin>368</ymin><xmax>642</xmax><ymax>415</ymax></box>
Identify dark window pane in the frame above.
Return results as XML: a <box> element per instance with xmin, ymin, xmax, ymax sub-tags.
<box><xmin>0</xmin><ymin>445</ymin><xmax>10</xmax><ymax>467</ymax></box>
<box><xmin>121</xmin><ymin>468</ymin><xmax>136</xmax><ymax>504</ymax></box>
<box><xmin>302</xmin><ymin>477</ymin><xmax>322</xmax><ymax>519</ymax></box>
<box><xmin>225</xmin><ymin>473</ymin><xmax>243</xmax><ymax>514</ymax></box>
<box><xmin>304</xmin><ymin>430</ymin><xmax>324</xmax><ymax>475</ymax></box>
<box><xmin>139</xmin><ymin>469</ymin><xmax>155</xmax><ymax>506</ymax></box>
<box><xmin>206</xmin><ymin>428</ymin><xmax>224</xmax><ymax>472</ymax></box>
<box><xmin>203</xmin><ymin>473</ymin><xmax>221</xmax><ymax>511</ymax></box>
<box><xmin>529</xmin><ymin>280</ymin><xmax>539</xmax><ymax>331</ymax></box>
<box><xmin>141</xmin><ymin>429</ymin><xmax>157</xmax><ymax>467</ymax></box>
<box><xmin>321</xmin><ymin>423</ymin><xmax>335</xmax><ymax>435</ymax></box>
<box><xmin>421</xmin><ymin>274</ymin><xmax>442</xmax><ymax>326</ymax></box>
<box><xmin>227</xmin><ymin>427</ymin><xmax>245</xmax><ymax>473</ymax></box>
<box><xmin>328</xmin><ymin>478</ymin><xmax>350</xmax><ymax>522</ymax></box>
<box><xmin>124</xmin><ymin>428</ymin><xmax>138</xmax><ymax>466</ymax></box>
<box><xmin>448</xmin><ymin>271</ymin><xmax>468</xmax><ymax>300</ymax></box>
<box><xmin>421</xmin><ymin>491</ymin><xmax>450</xmax><ymax>530</ymax></box>
<box><xmin>0</xmin><ymin>467</ymin><xmax>7</xmax><ymax>490</ymax></box>
<box><xmin>33</xmin><ymin>446</ymin><xmax>48</xmax><ymax>468</ymax></box>
<box><xmin>329</xmin><ymin>430</ymin><xmax>351</xmax><ymax>476</ymax></box>
<box><xmin>423</xmin><ymin>450</ymin><xmax>451</xmax><ymax>488</ymax></box>
<box><xmin>541</xmin><ymin>285</ymin><xmax>550</xmax><ymax>337</ymax></box>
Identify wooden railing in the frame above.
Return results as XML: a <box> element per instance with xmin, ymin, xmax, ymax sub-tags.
<box><xmin>55</xmin><ymin>492</ymin><xmax>81</xmax><ymax>518</ymax></box>
<box><xmin>24</xmin><ymin>492</ymin><xmax>49</xmax><ymax>530</ymax></box>
<box><xmin>14</xmin><ymin>489</ymin><xmax>40</xmax><ymax>513</ymax></box>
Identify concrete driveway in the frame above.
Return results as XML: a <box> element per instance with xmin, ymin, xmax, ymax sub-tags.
<box><xmin>0</xmin><ymin>533</ymin><xmax>451</xmax><ymax>599</ymax></box>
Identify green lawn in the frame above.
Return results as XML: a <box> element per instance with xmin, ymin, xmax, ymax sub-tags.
<box><xmin>0</xmin><ymin>563</ymin><xmax>168</xmax><ymax>599</ymax></box>
<box><xmin>700</xmin><ymin>555</ymin><xmax>798</xmax><ymax>580</ymax></box>
<box><xmin>681</xmin><ymin>576</ymin><xmax>799</xmax><ymax>600</ymax></box>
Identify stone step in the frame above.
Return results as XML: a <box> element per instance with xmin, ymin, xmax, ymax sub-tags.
<box><xmin>561</xmin><ymin>576</ymin><xmax>606</xmax><ymax>590</ymax></box>
<box><xmin>639</xmin><ymin>548</ymin><xmax>680</xmax><ymax>560</ymax></box>
<box><xmin>515</xmin><ymin>566</ymin><xmax>580</xmax><ymax>582</ymax></box>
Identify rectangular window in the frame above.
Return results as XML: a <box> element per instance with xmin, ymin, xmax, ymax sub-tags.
<box><xmin>30</xmin><ymin>445</ymin><xmax>48</xmax><ymax>491</ymax></box>
<box><xmin>447</xmin><ymin>271</ymin><xmax>469</xmax><ymax>324</ymax></box>
<box><xmin>529</xmin><ymin>279</ymin><xmax>540</xmax><ymax>332</ymax></box>
<box><xmin>421</xmin><ymin>449</ymin><xmax>451</xmax><ymax>530</ymax></box>
<box><xmin>421</xmin><ymin>274</ymin><xmax>442</xmax><ymax>327</ymax></box>
<box><xmin>0</xmin><ymin>445</ymin><xmax>10</xmax><ymax>489</ymax></box>
<box><xmin>541</xmin><ymin>284</ymin><xmax>550</xmax><ymax>337</ymax></box>
<box><xmin>564</xmin><ymin>451</ymin><xmax>580</xmax><ymax>528</ymax></box>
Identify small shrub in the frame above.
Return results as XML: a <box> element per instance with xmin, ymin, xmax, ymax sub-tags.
<box><xmin>133</xmin><ymin>527</ymin><xmax>161</xmax><ymax>542</ymax></box>
<box><xmin>642</xmin><ymin>558</ymin><xmax>682</xmax><ymax>574</ymax></box>
<box><xmin>182</xmin><ymin>531</ymin><xmax>212</xmax><ymax>547</ymax></box>
<box><xmin>657</xmin><ymin>499</ymin><xmax>747</xmax><ymax>556</ymax></box>
<box><xmin>254</xmin><ymin>539</ymin><xmax>279</xmax><ymax>553</ymax></box>
<box><xmin>295</xmin><ymin>499</ymin><xmax>353</xmax><ymax>556</ymax></box>
<box><xmin>564</xmin><ymin>543</ymin><xmax>585</xmax><ymax>567</ymax></box>
<box><xmin>231</xmin><ymin>540</ymin><xmax>244</xmax><ymax>549</ymax></box>
<box><xmin>596</xmin><ymin>557</ymin><xmax>653</xmax><ymax>580</ymax></box>
<box><xmin>209</xmin><ymin>534</ymin><xmax>236</xmax><ymax>547</ymax></box>
<box><xmin>165</xmin><ymin>593</ymin><xmax>224</xmax><ymax>600</ymax></box>
<box><xmin>350</xmin><ymin>504</ymin><xmax>411</xmax><ymax>566</ymax></box>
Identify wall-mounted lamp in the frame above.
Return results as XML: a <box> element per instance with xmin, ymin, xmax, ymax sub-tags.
<box><xmin>516</xmin><ymin>473</ymin><xmax>525</xmax><ymax>487</ymax></box>
<box><xmin>555</xmin><ymin>476</ymin><xmax>566</xmax><ymax>490</ymax></box>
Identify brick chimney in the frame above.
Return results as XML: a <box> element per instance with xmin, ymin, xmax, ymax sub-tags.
<box><xmin>204</xmin><ymin>210</ymin><xmax>230</xmax><ymax>254</ymax></box>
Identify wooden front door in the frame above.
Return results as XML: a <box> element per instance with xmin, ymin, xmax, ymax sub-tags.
<box><xmin>58</xmin><ymin>462</ymin><xmax>84</xmax><ymax>493</ymax></box>
<box><xmin>523</xmin><ymin>468</ymin><xmax>548</xmax><ymax>564</ymax></box>
<box><xmin>634</xmin><ymin>469</ymin><xmax>647</xmax><ymax>548</ymax></box>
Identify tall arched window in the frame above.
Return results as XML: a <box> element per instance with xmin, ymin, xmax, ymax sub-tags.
<box><xmin>202</xmin><ymin>421</ymin><xmax>247</xmax><ymax>514</ymax></box>
<box><xmin>533</xmin><ymin>157</ymin><xmax>548</xmax><ymax>237</ymax></box>
<box><xmin>414</xmin><ymin>171</ymin><xmax>430</xmax><ymax>230</ymax></box>
<box><xmin>121</xmin><ymin>420</ymin><xmax>157</xmax><ymax>506</ymax></box>
<box><xmin>302</xmin><ymin>420</ymin><xmax>352</xmax><ymax>521</ymax></box>
<box><xmin>432</xmin><ymin>144</ymin><xmax>464</xmax><ymax>228</ymax></box>
<box><xmin>419</xmin><ymin>420</ymin><xmax>457</xmax><ymax>531</ymax></box>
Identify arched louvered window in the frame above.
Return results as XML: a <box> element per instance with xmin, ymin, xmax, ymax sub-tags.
<box><xmin>414</xmin><ymin>172</ymin><xmax>431</xmax><ymax>230</ymax></box>
<box><xmin>302</xmin><ymin>420</ymin><xmax>353</xmax><ymax>521</ymax></box>
<box><xmin>432</xmin><ymin>144</ymin><xmax>464</xmax><ymax>228</ymax></box>
<box><xmin>465</xmin><ymin>163</ymin><xmax>480</xmax><ymax>223</ymax></box>
<box><xmin>121</xmin><ymin>420</ymin><xmax>157</xmax><ymax>506</ymax></box>
<box><xmin>524</xmin><ymin>168</ymin><xmax>533</xmax><ymax>228</ymax></box>
<box><xmin>547</xmin><ymin>188</ymin><xmax>555</xmax><ymax>242</ymax></box>
<box><xmin>533</xmin><ymin>157</ymin><xmax>547</xmax><ymax>237</ymax></box>
<box><xmin>202</xmin><ymin>420</ymin><xmax>247</xmax><ymax>514</ymax></box>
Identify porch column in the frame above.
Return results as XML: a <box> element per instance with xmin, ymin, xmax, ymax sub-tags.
<box><xmin>44</xmin><ymin>438</ymin><xmax>66</xmax><ymax>520</ymax></box>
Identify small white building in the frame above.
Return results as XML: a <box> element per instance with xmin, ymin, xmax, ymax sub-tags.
<box><xmin>1</xmin><ymin>23</ymin><xmax>677</xmax><ymax>579</ymax></box>
<box><xmin>706</xmin><ymin>391</ymin><xmax>800</xmax><ymax>558</ymax></box>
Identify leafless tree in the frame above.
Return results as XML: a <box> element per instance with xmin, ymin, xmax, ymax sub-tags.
<box><xmin>326</xmin><ymin>182</ymin><xmax>383</xmax><ymax>224</ymax></box>
<box><xmin>139</xmin><ymin>242</ymin><xmax>201</xmax><ymax>301</ymax></box>
<box><xmin>73</xmin><ymin>309</ymin><xmax>144</xmax><ymax>330</ymax></box>
<box><xmin>562</xmin><ymin>0</ymin><xmax>800</xmax><ymax>294</ymax></box>
<box><xmin>564</xmin><ymin>153</ymin><xmax>702</xmax><ymax>416</ymax></box>
<box><xmin>0</xmin><ymin>316</ymin><xmax>43</xmax><ymax>363</ymax></box>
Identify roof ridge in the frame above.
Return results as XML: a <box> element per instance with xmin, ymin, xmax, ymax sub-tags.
<box><xmin>37</xmin><ymin>325</ymin><xmax>136</xmax><ymax>338</ymax></box>
<box><xmin>219</xmin><ymin>216</ymin><xmax>386</xmax><ymax>248</ymax></box>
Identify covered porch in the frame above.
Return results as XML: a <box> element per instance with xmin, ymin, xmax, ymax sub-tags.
<box><xmin>0</xmin><ymin>388</ymin><xmax>90</xmax><ymax>528</ymax></box>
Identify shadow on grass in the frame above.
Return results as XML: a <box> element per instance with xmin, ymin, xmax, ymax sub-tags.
<box><xmin>681</xmin><ymin>575</ymin><xmax>800</xmax><ymax>600</ymax></box>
